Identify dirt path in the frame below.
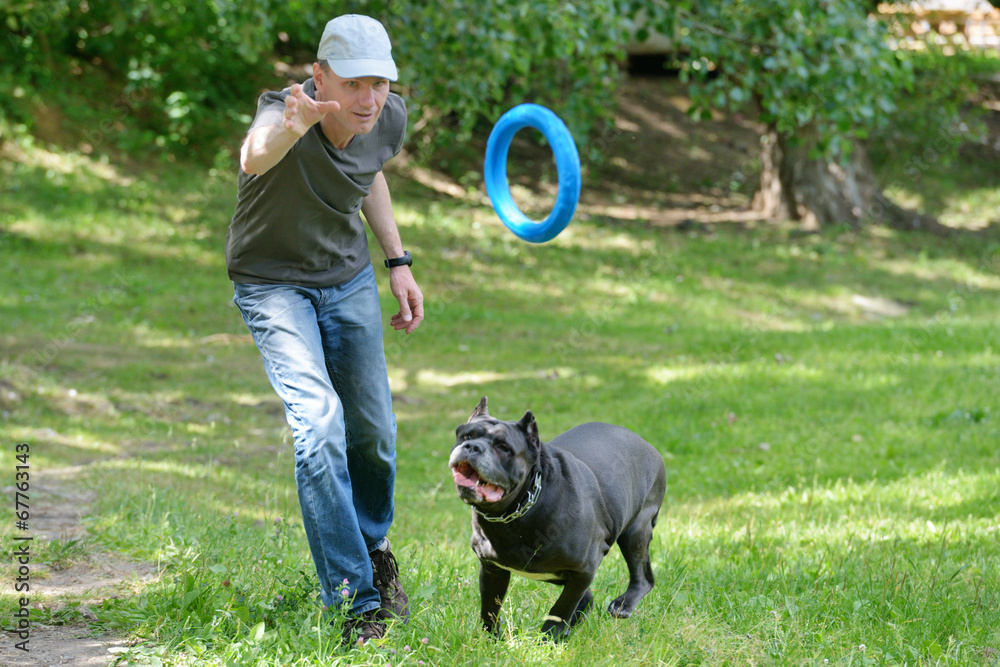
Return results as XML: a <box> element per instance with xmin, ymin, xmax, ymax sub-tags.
<box><xmin>1</xmin><ymin>466</ymin><xmax>158</xmax><ymax>667</ymax></box>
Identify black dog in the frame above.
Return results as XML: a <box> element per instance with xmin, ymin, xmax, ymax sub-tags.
<box><xmin>449</xmin><ymin>397</ymin><xmax>666</xmax><ymax>639</ymax></box>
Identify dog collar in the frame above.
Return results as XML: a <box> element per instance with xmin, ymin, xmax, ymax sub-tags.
<box><xmin>475</xmin><ymin>470</ymin><xmax>543</xmax><ymax>524</ymax></box>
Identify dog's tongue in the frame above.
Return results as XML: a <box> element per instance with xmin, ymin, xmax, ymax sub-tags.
<box><xmin>452</xmin><ymin>466</ymin><xmax>479</xmax><ymax>490</ymax></box>
<box><xmin>475</xmin><ymin>482</ymin><xmax>505</xmax><ymax>503</ymax></box>
<box><xmin>452</xmin><ymin>465</ymin><xmax>505</xmax><ymax>502</ymax></box>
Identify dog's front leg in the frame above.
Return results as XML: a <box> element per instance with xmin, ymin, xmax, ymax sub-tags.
<box><xmin>479</xmin><ymin>561</ymin><xmax>511</xmax><ymax>635</ymax></box>
<box><xmin>540</xmin><ymin>573</ymin><xmax>594</xmax><ymax>641</ymax></box>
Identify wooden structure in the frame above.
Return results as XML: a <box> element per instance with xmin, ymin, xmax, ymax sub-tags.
<box><xmin>879</xmin><ymin>1</ymin><xmax>1000</xmax><ymax>49</ymax></box>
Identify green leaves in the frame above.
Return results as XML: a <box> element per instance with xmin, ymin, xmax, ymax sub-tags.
<box><xmin>1</xmin><ymin>0</ymin><xmax>640</xmax><ymax>162</ymax></box>
<box><xmin>0</xmin><ymin>0</ymin><xmax>279</xmax><ymax>158</ymax></box>
<box><xmin>646</xmin><ymin>0</ymin><xmax>915</xmax><ymax>158</ymax></box>
<box><xmin>0</xmin><ymin>0</ymin><xmax>972</xmax><ymax>172</ymax></box>
<box><xmin>379</xmin><ymin>0</ymin><xmax>630</xmax><ymax>159</ymax></box>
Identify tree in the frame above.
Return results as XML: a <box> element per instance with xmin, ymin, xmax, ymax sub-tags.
<box><xmin>364</xmin><ymin>0</ymin><xmax>629</xmax><ymax>159</ymax></box>
<box><xmin>638</xmin><ymin>0</ymin><xmax>952</xmax><ymax>231</ymax></box>
<box><xmin>0</xmin><ymin>0</ymin><xmax>279</xmax><ymax>156</ymax></box>
<box><xmin>0</xmin><ymin>0</ymin><xmax>628</xmax><ymax>163</ymax></box>
<box><xmin>0</xmin><ymin>0</ymin><xmax>981</xmax><ymax>231</ymax></box>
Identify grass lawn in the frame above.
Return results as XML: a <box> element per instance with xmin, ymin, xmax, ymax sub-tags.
<box><xmin>1</xmin><ymin>117</ymin><xmax>999</xmax><ymax>666</ymax></box>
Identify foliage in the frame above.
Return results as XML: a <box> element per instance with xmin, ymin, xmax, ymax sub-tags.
<box><xmin>0</xmin><ymin>0</ymin><xmax>631</xmax><ymax>162</ymax></box>
<box><xmin>1</xmin><ymin>0</ymin><xmax>992</xmax><ymax>175</ymax></box>
<box><xmin>869</xmin><ymin>46</ymin><xmax>1000</xmax><ymax>172</ymax></box>
<box><xmin>380</xmin><ymin>0</ymin><xmax>629</xmax><ymax>161</ymax></box>
<box><xmin>628</xmin><ymin>1</ymin><xmax>998</xmax><ymax>170</ymax></box>
<box><xmin>271</xmin><ymin>0</ymin><xmax>632</xmax><ymax>159</ymax></box>
<box><xmin>653</xmin><ymin>0</ymin><xmax>914</xmax><ymax>159</ymax></box>
<box><xmin>0</xmin><ymin>0</ymin><xmax>281</xmax><ymax>157</ymax></box>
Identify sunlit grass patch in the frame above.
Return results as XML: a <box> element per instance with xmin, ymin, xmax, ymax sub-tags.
<box><xmin>1</xmin><ymin>131</ymin><xmax>998</xmax><ymax>664</ymax></box>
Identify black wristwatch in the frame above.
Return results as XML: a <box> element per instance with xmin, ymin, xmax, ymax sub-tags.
<box><xmin>384</xmin><ymin>251</ymin><xmax>412</xmax><ymax>268</ymax></box>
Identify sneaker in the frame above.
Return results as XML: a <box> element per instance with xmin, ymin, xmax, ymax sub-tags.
<box><xmin>370</xmin><ymin>538</ymin><xmax>410</xmax><ymax>623</ymax></box>
<box><xmin>342</xmin><ymin>609</ymin><xmax>385</xmax><ymax>647</ymax></box>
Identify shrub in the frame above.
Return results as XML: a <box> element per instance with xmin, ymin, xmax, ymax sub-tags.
<box><xmin>0</xmin><ymin>0</ymin><xmax>631</xmax><ymax>163</ymax></box>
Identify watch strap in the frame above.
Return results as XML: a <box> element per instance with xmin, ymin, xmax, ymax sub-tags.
<box><xmin>384</xmin><ymin>251</ymin><xmax>412</xmax><ymax>268</ymax></box>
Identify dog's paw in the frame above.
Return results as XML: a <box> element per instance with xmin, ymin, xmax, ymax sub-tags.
<box><xmin>608</xmin><ymin>595</ymin><xmax>634</xmax><ymax>618</ymax></box>
<box><xmin>540</xmin><ymin>615</ymin><xmax>573</xmax><ymax>642</ymax></box>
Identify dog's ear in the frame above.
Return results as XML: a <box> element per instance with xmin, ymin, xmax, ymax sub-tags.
<box><xmin>517</xmin><ymin>410</ymin><xmax>540</xmax><ymax>451</ymax></box>
<box><xmin>468</xmin><ymin>396</ymin><xmax>490</xmax><ymax>422</ymax></box>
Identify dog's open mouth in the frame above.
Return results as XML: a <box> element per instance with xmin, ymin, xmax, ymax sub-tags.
<box><xmin>451</xmin><ymin>461</ymin><xmax>506</xmax><ymax>503</ymax></box>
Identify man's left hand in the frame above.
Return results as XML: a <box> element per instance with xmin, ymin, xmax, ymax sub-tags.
<box><xmin>389</xmin><ymin>267</ymin><xmax>424</xmax><ymax>334</ymax></box>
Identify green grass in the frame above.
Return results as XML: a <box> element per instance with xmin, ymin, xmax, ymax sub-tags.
<box><xmin>1</xmin><ymin>129</ymin><xmax>999</xmax><ymax>666</ymax></box>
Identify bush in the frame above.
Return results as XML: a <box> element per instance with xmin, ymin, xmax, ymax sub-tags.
<box><xmin>0</xmin><ymin>0</ymin><xmax>632</xmax><ymax>164</ymax></box>
<box><xmin>2</xmin><ymin>0</ymin><xmax>280</xmax><ymax>158</ymax></box>
<box><xmin>376</xmin><ymin>0</ymin><xmax>629</xmax><ymax>161</ymax></box>
<box><xmin>868</xmin><ymin>46</ymin><xmax>1000</xmax><ymax>171</ymax></box>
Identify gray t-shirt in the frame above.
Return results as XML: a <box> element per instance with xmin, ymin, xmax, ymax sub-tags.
<box><xmin>226</xmin><ymin>78</ymin><xmax>406</xmax><ymax>287</ymax></box>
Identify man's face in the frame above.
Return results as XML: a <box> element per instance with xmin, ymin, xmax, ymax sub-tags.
<box><xmin>314</xmin><ymin>64</ymin><xmax>390</xmax><ymax>144</ymax></box>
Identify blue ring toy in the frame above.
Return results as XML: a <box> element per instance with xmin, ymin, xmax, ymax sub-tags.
<box><xmin>484</xmin><ymin>104</ymin><xmax>581</xmax><ymax>243</ymax></box>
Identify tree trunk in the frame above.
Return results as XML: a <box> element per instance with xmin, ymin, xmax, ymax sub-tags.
<box><xmin>753</xmin><ymin>125</ymin><xmax>949</xmax><ymax>234</ymax></box>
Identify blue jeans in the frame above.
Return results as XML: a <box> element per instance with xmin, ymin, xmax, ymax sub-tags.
<box><xmin>233</xmin><ymin>264</ymin><xmax>396</xmax><ymax>616</ymax></box>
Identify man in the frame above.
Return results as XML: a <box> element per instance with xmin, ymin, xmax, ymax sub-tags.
<box><xmin>225</xmin><ymin>14</ymin><xmax>423</xmax><ymax>645</ymax></box>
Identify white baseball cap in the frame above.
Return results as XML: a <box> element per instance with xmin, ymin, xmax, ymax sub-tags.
<box><xmin>317</xmin><ymin>15</ymin><xmax>398</xmax><ymax>82</ymax></box>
